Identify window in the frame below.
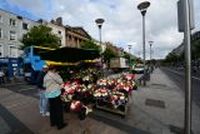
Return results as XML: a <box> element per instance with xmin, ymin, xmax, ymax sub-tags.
<box><xmin>9</xmin><ymin>45</ymin><xmax>17</xmax><ymax>57</ymax></box>
<box><xmin>0</xmin><ymin>28</ymin><xmax>2</xmax><ymax>38</ymax></box>
<box><xmin>10</xmin><ymin>18</ymin><xmax>16</xmax><ymax>26</ymax></box>
<box><xmin>59</xmin><ymin>40</ymin><xmax>62</xmax><ymax>46</ymax></box>
<box><xmin>10</xmin><ymin>31</ymin><xmax>16</xmax><ymax>40</ymax></box>
<box><xmin>0</xmin><ymin>44</ymin><xmax>3</xmax><ymax>57</ymax></box>
<box><xmin>58</xmin><ymin>30</ymin><xmax>62</xmax><ymax>34</ymax></box>
<box><xmin>23</xmin><ymin>23</ymin><xmax>28</xmax><ymax>30</ymax></box>
<box><xmin>0</xmin><ymin>15</ymin><xmax>2</xmax><ymax>23</ymax></box>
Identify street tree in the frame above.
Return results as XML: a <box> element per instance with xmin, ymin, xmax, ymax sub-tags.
<box><xmin>80</xmin><ymin>40</ymin><xmax>101</xmax><ymax>53</ymax></box>
<box><xmin>192</xmin><ymin>39</ymin><xmax>200</xmax><ymax>59</ymax></box>
<box><xmin>122</xmin><ymin>52</ymin><xmax>130</xmax><ymax>60</ymax></box>
<box><xmin>21</xmin><ymin>25</ymin><xmax>61</xmax><ymax>49</ymax></box>
<box><xmin>103</xmin><ymin>47</ymin><xmax>117</xmax><ymax>64</ymax></box>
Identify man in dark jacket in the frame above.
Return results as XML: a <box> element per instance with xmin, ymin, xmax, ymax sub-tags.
<box><xmin>36</xmin><ymin>65</ymin><xmax>49</xmax><ymax>116</ymax></box>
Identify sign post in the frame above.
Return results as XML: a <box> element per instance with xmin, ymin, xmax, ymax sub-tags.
<box><xmin>177</xmin><ymin>0</ymin><xmax>194</xmax><ymax>133</ymax></box>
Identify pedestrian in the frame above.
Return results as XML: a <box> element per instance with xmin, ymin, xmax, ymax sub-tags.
<box><xmin>0</xmin><ymin>69</ymin><xmax>5</xmax><ymax>85</ymax></box>
<box><xmin>36</xmin><ymin>65</ymin><xmax>49</xmax><ymax>116</ymax></box>
<box><xmin>43</xmin><ymin>65</ymin><xmax>67</xmax><ymax>130</ymax></box>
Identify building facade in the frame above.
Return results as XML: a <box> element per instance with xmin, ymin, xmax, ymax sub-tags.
<box><xmin>0</xmin><ymin>9</ymin><xmax>93</xmax><ymax>58</ymax></box>
<box><xmin>65</xmin><ymin>26</ymin><xmax>91</xmax><ymax>48</ymax></box>
<box><xmin>0</xmin><ymin>9</ymin><xmax>38</xmax><ymax>58</ymax></box>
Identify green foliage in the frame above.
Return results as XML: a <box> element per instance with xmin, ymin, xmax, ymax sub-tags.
<box><xmin>165</xmin><ymin>38</ymin><xmax>200</xmax><ymax>64</ymax></box>
<box><xmin>164</xmin><ymin>52</ymin><xmax>182</xmax><ymax>64</ymax></box>
<box><xmin>21</xmin><ymin>25</ymin><xmax>61</xmax><ymax>50</ymax></box>
<box><xmin>80</xmin><ymin>40</ymin><xmax>101</xmax><ymax>53</ymax></box>
<box><xmin>192</xmin><ymin>39</ymin><xmax>200</xmax><ymax>58</ymax></box>
<box><xmin>103</xmin><ymin>47</ymin><xmax>117</xmax><ymax>63</ymax></box>
<box><xmin>122</xmin><ymin>52</ymin><xmax>130</xmax><ymax>59</ymax></box>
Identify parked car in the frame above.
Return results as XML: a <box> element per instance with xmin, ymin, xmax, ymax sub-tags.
<box><xmin>132</xmin><ymin>64</ymin><xmax>145</xmax><ymax>74</ymax></box>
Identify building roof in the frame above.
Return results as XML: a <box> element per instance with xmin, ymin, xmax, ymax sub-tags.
<box><xmin>65</xmin><ymin>25</ymin><xmax>91</xmax><ymax>39</ymax></box>
<box><xmin>0</xmin><ymin>8</ymin><xmax>37</xmax><ymax>23</ymax></box>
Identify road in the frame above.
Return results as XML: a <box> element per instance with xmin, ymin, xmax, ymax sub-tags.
<box><xmin>1</xmin><ymin>81</ymin><xmax>38</xmax><ymax>99</ymax></box>
<box><xmin>161</xmin><ymin>67</ymin><xmax>200</xmax><ymax>107</ymax></box>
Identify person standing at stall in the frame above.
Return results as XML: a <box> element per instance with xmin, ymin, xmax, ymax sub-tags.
<box><xmin>36</xmin><ymin>65</ymin><xmax>49</xmax><ymax>116</ymax></box>
<box><xmin>43</xmin><ymin>65</ymin><xmax>67</xmax><ymax>130</ymax></box>
<box><xmin>0</xmin><ymin>69</ymin><xmax>5</xmax><ymax>85</ymax></box>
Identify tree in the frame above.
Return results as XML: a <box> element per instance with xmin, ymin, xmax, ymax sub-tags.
<box><xmin>21</xmin><ymin>25</ymin><xmax>61</xmax><ymax>49</ymax></box>
<box><xmin>192</xmin><ymin>39</ymin><xmax>200</xmax><ymax>59</ymax></box>
<box><xmin>80</xmin><ymin>40</ymin><xmax>101</xmax><ymax>53</ymax></box>
<box><xmin>103</xmin><ymin>47</ymin><xmax>117</xmax><ymax>63</ymax></box>
<box><xmin>122</xmin><ymin>52</ymin><xmax>130</xmax><ymax>60</ymax></box>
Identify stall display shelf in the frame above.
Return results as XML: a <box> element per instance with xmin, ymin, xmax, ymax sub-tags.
<box><xmin>96</xmin><ymin>103</ymin><xmax>128</xmax><ymax>117</ymax></box>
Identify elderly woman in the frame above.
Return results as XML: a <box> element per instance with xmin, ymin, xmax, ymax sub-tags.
<box><xmin>43</xmin><ymin>65</ymin><xmax>67</xmax><ymax>130</ymax></box>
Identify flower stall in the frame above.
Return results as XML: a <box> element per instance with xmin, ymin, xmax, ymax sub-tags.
<box><xmin>94</xmin><ymin>74</ymin><xmax>137</xmax><ymax>116</ymax></box>
<box><xmin>61</xmin><ymin>71</ymin><xmax>137</xmax><ymax>117</ymax></box>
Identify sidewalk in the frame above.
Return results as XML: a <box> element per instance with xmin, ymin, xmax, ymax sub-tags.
<box><xmin>0</xmin><ymin>68</ymin><xmax>199</xmax><ymax>134</ymax></box>
<box><xmin>0</xmin><ymin>87</ymin><xmax>126</xmax><ymax>134</ymax></box>
<box><xmin>130</xmin><ymin>68</ymin><xmax>200</xmax><ymax>134</ymax></box>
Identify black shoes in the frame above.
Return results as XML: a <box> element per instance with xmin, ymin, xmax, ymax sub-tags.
<box><xmin>51</xmin><ymin>123</ymin><xmax>55</xmax><ymax>127</ymax></box>
<box><xmin>57</xmin><ymin>123</ymin><xmax>67</xmax><ymax>130</ymax></box>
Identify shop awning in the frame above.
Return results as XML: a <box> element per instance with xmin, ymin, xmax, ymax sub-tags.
<box><xmin>39</xmin><ymin>47</ymin><xmax>100</xmax><ymax>62</ymax></box>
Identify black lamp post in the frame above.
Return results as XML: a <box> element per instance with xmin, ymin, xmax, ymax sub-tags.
<box><xmin>95</xmin><ymin>18</ymin><xmax>105</xmax><ymax>66</ymax></box>
<box><xmin>149</xmin><ymin>41</ymin><xmax>154</xmax><ymax>63</ymax></box>
<box><xmin>137</xmin><ymin>1</ymin><xmax>150</xmax><ymax>86</ymax></box>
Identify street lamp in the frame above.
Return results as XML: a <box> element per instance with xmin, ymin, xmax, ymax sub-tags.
<box><xmin>95</xmin><ymin>18</ymin><xmax>105</xmax><ymax>65</ymax></box>
<box><xmin>137</xmin><ymin>1</ymin><xmax>151</xmax><ymax>86</ymax></box>
<box><xmin>149</xmin><ymin>41</ymin><xmax>154</xmax><ymax>62</ymax></box>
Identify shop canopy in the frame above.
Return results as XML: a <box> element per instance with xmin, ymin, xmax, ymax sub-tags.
<box><xmin>39</xmin><ymin>47</ymin><xmax>100</xmax><ymax>62</ymax></box>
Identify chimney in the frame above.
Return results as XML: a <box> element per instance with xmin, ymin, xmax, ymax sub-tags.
<box><xmin>56</xmin><ymin>17</ymin><xmax>63</xmax><ymax>25</ymax></box>
<box><xmin>37</xmin><ymin>19</ymin><xmax>48</xmax><ymax>25</ymax></box>
<box><xmin>50</xmin><ymin>19</ymin><xmax>55</xmax><ymax>24</ymax></box>
<box><xmin>37</xmin><ymin>19</ymin><xmax>43</xmax><ymax>23</ymax></box>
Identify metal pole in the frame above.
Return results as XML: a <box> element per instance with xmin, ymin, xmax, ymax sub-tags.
<box><xmin>99</xmin><ymin>26</ymin><xmax>102</xmax><ymax>47</ymax></box>
<box><xmin>150</xmin><ymin>44</ymin><xmax>152</xmax><ymax>62</ymax></box>
<box><xmin>183</xmin><ymin>0</ymin><xmax>192</xmax><ymax>133</ymax></box>
<box><xmin>142</xmin><ymin>13</ymin><xmax>146</xmax><ymax>86</ymax></box>
<box><xmin>98</xmin><ymin>26</ymin><xmax>103</xmax><ymax>65</ymax></box>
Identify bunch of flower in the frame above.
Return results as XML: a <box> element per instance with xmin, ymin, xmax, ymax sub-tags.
<box><xmin>96</xmin><ymin>79</ymin><xmax>108</xmax><ymax>87</ymax></box>
<box><xmin>70</xmin><ymin>100</ymin><xmax>83</xmax><ymax>112</ymax></box>
<box><xmin>72</xmin><ymin>68</ymin><xmax>101</xmax><ymax>83</ymax></box>
<box><xmin>110</xmin><ymin>91</ymin><xmax>128</xmax><ymax>109</ymax></box>
<box><xmin>93</xmin><ymin>87</ymin><xmax>109</xmax><ymax>98</ymax></box>
<box><xmin>123</xmin><ymin>73</ymin><xmax>135</xmax><ymax>81</ymax></box>
<box><xmin>70</xmin><ymin>100</ymin><xmax>93</xmax><ymax>120</ymax></box>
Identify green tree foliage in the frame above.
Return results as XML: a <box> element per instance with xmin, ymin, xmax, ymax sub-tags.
<box><xmin>192</xmin><ymin>39</ymin><xmax>200</xmax><ymax>59</ymax></box>
<box><xmin>80</xmin><ymin>40</ymin><xmax>101</xmax><ymax>53</ymax></box>
<box><xmin>21</xmin><ymin>25</ymin><xmax>60</xmax><ymax>49</ymax></box>
<box><xmin>103</xmin><ymin>47</ymin><xmax>117</xmax><ymax>63</ymax></box>
<box><xmin>164</xmin><ymin>52</ymin><xmax>180</xmax><ymax>63</ymax></box>
<box><xmin>122</xmin><ymin>52</ymin><xmax>130</xmax><ymax>60</ymax></box>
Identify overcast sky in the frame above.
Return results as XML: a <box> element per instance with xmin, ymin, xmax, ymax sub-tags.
<box><xmin>0</xmin><ymin>0</ymin><xmax>199</xmax><ymax>59</ymax></box>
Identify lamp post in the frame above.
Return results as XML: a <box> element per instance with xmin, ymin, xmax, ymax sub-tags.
<box><xmin>95</xmin><ymin>18</ymin><xmax>105</xmax><ymax>66</ymax></box>
<box><xmin>149</xmin><ymin>41</ymin><xmax>153</xmax><ymax>63</ymax></box>
<box><xmin>137</xmin><ymin>1</ymin><xmax>151</xmax><ymax>86</ymax></box>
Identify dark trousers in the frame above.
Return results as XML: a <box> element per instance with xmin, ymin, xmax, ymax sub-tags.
<box><xmin>49</xmin><ymin>96</ymin><xmax>64</xmax><ymax>128</ymax></box>
<box><xmin>0</xmin><ymin>77</ymin><xmax>5</xmax><ymax>84</ymax></box>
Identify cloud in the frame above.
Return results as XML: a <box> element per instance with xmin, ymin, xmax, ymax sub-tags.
<box><xmin>1</xmin><ymin>0</ymin><xmax>200</xmax><ymax>59</ymax></box>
